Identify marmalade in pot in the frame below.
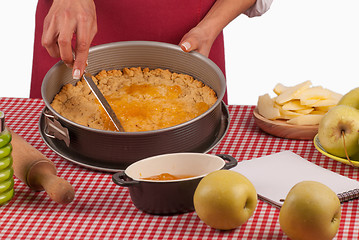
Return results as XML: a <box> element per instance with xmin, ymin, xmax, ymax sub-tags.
<box><xmin>141</xmin><ymin>173</ymin><xmax>196</xmax><ymax>180</ymax></box>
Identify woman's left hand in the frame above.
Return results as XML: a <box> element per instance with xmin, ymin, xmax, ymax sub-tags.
<box><xmin>179</xmin><ymin>26</ymin><xmax>214</xmax><ymax>57</ymax></box>
<box><xmin>179</xmin><ymin>0</ymin><xmax>258</xmax><ymax>57</ymax></box>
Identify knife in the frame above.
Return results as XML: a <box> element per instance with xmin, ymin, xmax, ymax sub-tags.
<box><xmin>83</xmin><ymin>72</ymin><xmax>125</xmax><ymax>132</ymax></box>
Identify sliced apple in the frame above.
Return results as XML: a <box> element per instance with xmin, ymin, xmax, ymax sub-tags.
<box><xmin>275</xmin><ymin>80</ymin><xmax>312</xmax><ymax>105</ymax></box>
<box><xmin>273</xmin><ymin>83</ymin><xmax>289</xmax><ymax>95</ymax></box>
<box><xmin>282</xmin><ymin>100</ymin><xmax>307</xmax><ymax>111</ymax></box>
<box><xmin>287</xmin><ymin>114</ymin><xmax>323</xmax><ymax>125</ymax></box>
<box><xmin>310</xmin><ymin>110</ymin><xmax>327</xmax><ymax>115</ymax></box>
<box><xmin>257</xmin><ymin>94</ymin><xmax>280</xmax><ymax>120</ymax></box>
<box><xmin>257</xmin><ymin>80</ymin><xmax>342</xmax><ymax>126</ymax></box>
<box><xmin>278</xmin><ymin>108</ymin><xmax>303</xmax><ymax>120</ymax></box>
<box><xmin>295</xmin><ymin>108</ymin><xmax>314</xmax><ymax>115</ymax></box>
<box><xmin>309</xmin><ymin>99</ymin><xmax>339</xmax><ymax>107</ymax></box>
<box><xmin>299</xmin><ymin>86</ymin><xmax>332</xmax><ymax>105</ymax></box>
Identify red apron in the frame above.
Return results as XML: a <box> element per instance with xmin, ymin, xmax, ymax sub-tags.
<box><xmin>30</xmin><ymin>0</ymin><xmax>227</xmax><ymax>103</ymax></box>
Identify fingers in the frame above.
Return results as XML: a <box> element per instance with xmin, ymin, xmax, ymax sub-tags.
<box><xmin>58</xmin><ymin>21</ymin><xmax>77</xmax><ymax>68</ymax></box>
<box><xmin>41</xmin><ymin>3</ymin><xmax>76</xmax><ymax>67</ymax></box>
<box><xmin>180</xmin><ymin>33</ymin><xmax>199</xmax><ymax>53</ymax></box>
<box><xmin>41</xmin><ymin>13</ymin><xmax>61</xmax><ymax>59</ymax></box>
<box><xmin>179</xmin><ymin>28</ymin><xmax>211</xmax><ymax>57</ymax></box>
<box><xmin>72</xmin><ymin>40</ymin><xmax>90</xmax><ymax>80</ymax></box>
<box><xmin>180</xmin><ymin>41</ymin><xmax>193</xmax><ymax>52</ymax></box>
<box><xmin>180</xmin><ymin>37</ymin><xmax>210</xmax><ymax>57</ymax></box>
<box><xmin>72</xmin><ymin>13</ymin><xmax>97</xmax><ymax>79</ymax></box>
<box><xmin>41</xmin><ymin>0</ymin><xmax>97</xmax><ymax>79</ymax></box>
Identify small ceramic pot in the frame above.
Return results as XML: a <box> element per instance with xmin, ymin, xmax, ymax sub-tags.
<box><xmin>112</xmin><ymin>153</ymin><xmax>238</xmax><ymax>215</ymax></box>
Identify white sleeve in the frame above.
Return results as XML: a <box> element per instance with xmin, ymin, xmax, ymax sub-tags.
<box><xmin>244</xmin><ymin>0</ymin><xmax>274</xmax><ymax>17</ymax></box>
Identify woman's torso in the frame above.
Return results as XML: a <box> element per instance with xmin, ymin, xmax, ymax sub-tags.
<box><xmin>31</xmin><ymin>0</ymin><xmax>226</xmax><ymax>102</ymax></box>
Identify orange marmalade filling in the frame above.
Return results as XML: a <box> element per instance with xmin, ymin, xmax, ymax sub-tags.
<box><xmin>141</xmin><ymin>173</ymin><xmax>196</xmax><ymax>180</ymax></box>
<box><xmin>98</xmin><ymin>84</ymin><xmax>210</xmax><ymax>132</ymax></box>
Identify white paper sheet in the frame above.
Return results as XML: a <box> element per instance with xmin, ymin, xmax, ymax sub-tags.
<box><xmin>232</xmin><ymin>151</ymin><xmax>359</xmax><ymax>208</ymax></box>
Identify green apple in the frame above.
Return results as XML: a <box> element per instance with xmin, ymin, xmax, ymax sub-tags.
<box><xmin>193</xmin><ymin>170</ymin><xmax>257</xmax><ymax>230</ymax></box>
<box><xmin>279</xmin><ymin>181</ymin><xmax>341</xmax><ymax>240</ymax></box>
<box><xmin>337</xmin><ymin>87</ymin><xmax>359</xmax><ymax>109</ymax></box>
<box><xmin>318</xmin><ymin>105</ymin><xmax>359</xmax><ymax>158</ymax></box>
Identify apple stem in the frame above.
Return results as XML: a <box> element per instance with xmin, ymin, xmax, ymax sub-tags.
<box><xmin>342</xmin><ymin>130</ymin><xmax>355</xmax><ymax>167</ymax></box>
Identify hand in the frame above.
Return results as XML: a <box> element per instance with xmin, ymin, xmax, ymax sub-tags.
<box><xmin>179</xmin><ymin>26</ymin><xmax>214</xmax><ymax>57</ymax></box>
<box><xmin>179</xmin><ymin>0</ymin><xmax>258</xmax><ymax>57</ymax></box>
<box><xmin>41</xmin><ymin>0</ymin><xmax>97</xmax><ymax>79</ymax></box>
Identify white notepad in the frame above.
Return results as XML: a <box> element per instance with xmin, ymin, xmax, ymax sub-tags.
<box><xmin>232</xmin><ymin>151</ymin><xmax>359</xmax><ymax>208</ymax></box>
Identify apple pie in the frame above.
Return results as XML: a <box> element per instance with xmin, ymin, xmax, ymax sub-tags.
<box><xmin>51</xmin><ymin>67</ymin><xmax>217</xmax><ymax>132</ymax></box>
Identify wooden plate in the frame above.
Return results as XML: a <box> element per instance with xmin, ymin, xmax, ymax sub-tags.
<box><xmin>253</xmin><ymin>108</ymin><xmax>318</xmax><ymax>140</ymax></box>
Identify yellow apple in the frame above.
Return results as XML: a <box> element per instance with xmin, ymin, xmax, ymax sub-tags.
<box><xmin>318</xmin><ymin>105</ymin><xmax>359</xmax><ymax>158</ymax></box>
<box><xmin>193</xmin><ymin>170</ymin><xmax>257</xmax><ymax>230</ymax></box>
<box><xmin>279</xmin><ymin>181</ymin><xmax>341</xmax><ymax>240</ymax></box>
<box><xmin>337</xmin><ymin>87</ymin><xmax>359</xmax><ymax>109</ymax></box>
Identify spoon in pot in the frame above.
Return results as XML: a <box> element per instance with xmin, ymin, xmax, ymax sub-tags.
<box><xmin>82</xmin><ymin>72</ymin><xmax>125</xmax><ymax>132</ymax></box>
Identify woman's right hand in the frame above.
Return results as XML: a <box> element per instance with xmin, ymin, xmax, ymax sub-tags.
<box><xmin>41</xmin><ymin>0</ymin><xmax>97</xmax><ymax>80</ymax></box>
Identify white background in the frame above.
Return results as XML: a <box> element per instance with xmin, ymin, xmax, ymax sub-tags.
<box><xmin>1</xmin><ymin>0</ymin><xmax>359</xmax><ymax>105</ymax></box>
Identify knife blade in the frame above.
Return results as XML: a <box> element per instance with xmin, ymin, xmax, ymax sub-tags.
<box><xmin>83</xmin><ymin>72</ymin><xmax>125</xmax><ymax>132</ymax></box>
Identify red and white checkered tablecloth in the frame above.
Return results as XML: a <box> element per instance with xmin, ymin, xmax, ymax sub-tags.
<box><xmin>0</xmin><ymin>97</ymin><xmax>358</xmax><ymax>239</ymax></box>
